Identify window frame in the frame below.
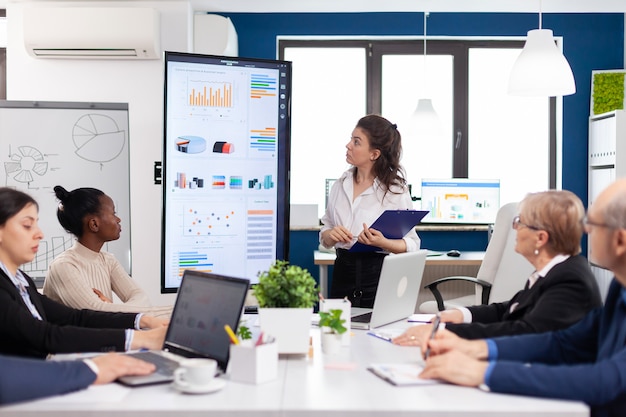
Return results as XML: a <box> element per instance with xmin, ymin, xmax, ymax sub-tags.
<box><xmin>279</xmin><ymin>38</ymin><xmax>556</xmax><ymax>187</ymax></box>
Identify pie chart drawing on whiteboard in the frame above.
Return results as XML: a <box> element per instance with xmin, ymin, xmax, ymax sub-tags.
<box><xmin>73</xmin><ymin>114</ymin><xmax>126</xmax><ymax>164</ymax></box>
<box><xmin>4</xmin><ymin>145</ymin><xmax>48</xmax><ymax>185</ymax></box>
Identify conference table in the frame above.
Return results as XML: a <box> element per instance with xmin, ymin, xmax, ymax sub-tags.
<box><xmin>314</xmin><ymin>249</ymin><xmax>486</xmax><ymax>298</ymax></box>
<box><xmin>0</xmin><ymin>320</ymin><xmax>588</xmax><ymax>417</ymax></box>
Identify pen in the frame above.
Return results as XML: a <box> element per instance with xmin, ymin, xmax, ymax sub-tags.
<box><xmin>423</xmin><ymin>313</ymin><xmax>441</xmax><ymax>360</ymax></box>
<box><xmin>224</xmin><ymin>324</ymin><xmax>239</xmax><ymax>345</ymax></box>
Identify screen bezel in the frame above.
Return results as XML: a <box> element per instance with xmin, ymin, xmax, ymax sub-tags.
<box><xmin>161</xmin><ymin>51</ymin><xmax>291</xmax><ymax>293</ymax></box>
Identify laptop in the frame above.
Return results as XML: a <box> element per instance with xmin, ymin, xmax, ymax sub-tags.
<box><xmin>350</xmin><ymin>250</ymin><xmax>427</xmax><ymax>330</ymax></box>
<box><xmin>117</xmin><ymin>270</ymin><xmax>250</xmax><ymax>386</ymax></box>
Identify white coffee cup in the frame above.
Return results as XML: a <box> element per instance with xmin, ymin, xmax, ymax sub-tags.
<box><xmin>174</xmin><ymin>358</ymin><xmax>217</xmax><ymax>389</ymax></box>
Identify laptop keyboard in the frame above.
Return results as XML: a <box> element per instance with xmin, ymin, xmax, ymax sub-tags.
<box><xmin>352</xmin><ymin>312</ymin><xmax>372</xmax><ymax>323</ymax></box>
<box><xmin>126</xmin><ymin>351</ymin><xmax>180</xmax><ymax>376</ymax></box>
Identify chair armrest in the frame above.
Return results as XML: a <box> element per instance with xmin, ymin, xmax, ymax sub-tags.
<box><xmin>424</xmin><ymin>276</ymin><xmax>492</xmax><ymax>311</ymax></box>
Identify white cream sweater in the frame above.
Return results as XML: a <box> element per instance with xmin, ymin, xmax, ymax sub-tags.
<box><xmin>43</xmin><ymin>242</ymin><xmax>172</xmax><ymax>318</ymax></box>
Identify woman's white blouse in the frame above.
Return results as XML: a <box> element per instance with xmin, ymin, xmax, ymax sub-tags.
<box><xmin>320</xmin><ymin>169</ymin><xmax>421</xmax><ymax>252</ymax></box>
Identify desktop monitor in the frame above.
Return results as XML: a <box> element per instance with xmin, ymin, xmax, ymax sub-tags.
<box><xmin>161</xmin><ymin>51</ymin><xmax>292</xmax><ymax>292</ymax></box>
<box><xmin>420</xmin><ymin>178</ymin><xmax>500</xmax><ymax>224</ymax></box>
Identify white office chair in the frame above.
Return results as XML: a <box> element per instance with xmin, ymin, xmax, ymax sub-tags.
<box><xmin>419</xmin><ymin>202</ymin><xmax>535</xmax><ymax>313</ymax></box>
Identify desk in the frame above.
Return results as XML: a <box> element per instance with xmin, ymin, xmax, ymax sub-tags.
<box><xmin>314</xmin><ymin>250</ymin><xmax>485</xmax><ymax>299</ymax></box>
<box><xmin>0</xmin><ymin>325</ymin><xmax>588</xmax><ymax>417</ymax></box>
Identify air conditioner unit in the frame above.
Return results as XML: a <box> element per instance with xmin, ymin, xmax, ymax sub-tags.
<box><xmin>23</xmin><ymin>7</ymin><xmax>160</xmax><ymax>59</ymax></box>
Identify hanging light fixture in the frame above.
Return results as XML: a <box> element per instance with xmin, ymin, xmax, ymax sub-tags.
<box><xmin>508</xmin><ymin>0</ymin><xmax>575</xmax><ymax>96</ymax></box>
<box><xmin>412</xmin><ymin>12</ymin><xmax>441</xmax><ymax>133</ymax></box>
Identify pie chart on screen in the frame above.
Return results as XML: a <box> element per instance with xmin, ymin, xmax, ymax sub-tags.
<box><xmin>72</xmin><ymin>114</ymin><xmax>126</xmax><ymax>163</ymax></box>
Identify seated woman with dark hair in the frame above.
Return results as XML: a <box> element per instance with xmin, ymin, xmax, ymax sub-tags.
<box><xmin>43</xmin><ymin>186</ymin><xmax>172</xmax><ymax>318</ymax></box>
<box><xmin>0</xmin><ymin>187</ymin><xmax>167</xmax><ymax>358</ymax></box>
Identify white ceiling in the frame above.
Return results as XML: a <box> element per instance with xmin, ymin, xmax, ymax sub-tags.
<box><xmin>192</xmin><ymin>0</ymin><xmax>626</xmax><ymax>13</ymax></box>
<box><xmin>2</xmin><ymin>0</ymin><xmax>626</xmax><ymax>13</ymax></box>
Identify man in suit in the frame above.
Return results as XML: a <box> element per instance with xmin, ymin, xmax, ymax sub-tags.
<box><xmin>0</xmin><ymin>353</ymin><xmax>154</xmax><ymax>405</ymax></box>
<box><xmin>394</xmin><ymin>190</ymin><xmax>601</xmax><ymax>344</ymax></box>
<box><xmin>419</xmin><ymin>179</ymin><xmax>626</xmax><ymax>417</ymax></box>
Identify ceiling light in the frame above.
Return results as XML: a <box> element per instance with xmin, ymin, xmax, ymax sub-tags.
<box><xmin>507</xmin><ymin>2</ymin><xmax>575</xmax><ymax>96</ymax></box>
<box><xmin>412</xmin><ymin>12</ymin><xmax>441</xmax><ymax>135</ymax></box>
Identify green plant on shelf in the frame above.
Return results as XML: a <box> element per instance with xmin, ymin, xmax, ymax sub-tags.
<box><xmin>318</xmin><ymin>309</ymin><xmax>347</xmax><ymax>335</ymax></box>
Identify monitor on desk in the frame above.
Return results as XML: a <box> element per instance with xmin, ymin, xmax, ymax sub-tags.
<box><xmin>420</xmin><ymin>178</ymin><xmax>500</xmax><ymax>224</ymax></box>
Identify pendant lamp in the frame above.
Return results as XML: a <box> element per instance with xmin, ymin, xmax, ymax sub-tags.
<box><xmin>412</xmin><ymin>12</ymin><xmax>441</xmax><ymax>133</ymax></box>
<box><xmin>507</xmin><ymin>1</ymin><xmax>575</xmax><ymax>96</ymax></box>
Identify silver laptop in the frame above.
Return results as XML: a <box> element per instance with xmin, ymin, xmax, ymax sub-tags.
<box><xmin>351</xmin><ymin>250</ymin><xmax>427</xmax><ymax>330</ymax></box>
<box><xmin>117</xmin><ymin>270</ymin><xmax>249</xmax><ymax>386</ymax></box>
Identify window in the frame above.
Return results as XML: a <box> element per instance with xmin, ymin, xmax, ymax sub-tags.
<box><xmin>280</xmin><ymin>39</ymin><xmax>556</xmax><ymax>217</ymax></box>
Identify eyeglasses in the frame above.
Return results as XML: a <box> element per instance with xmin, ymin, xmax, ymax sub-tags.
<box><xmin>582</xmin><ymin>215</ymin><xmax>614</xmax><ymax>233</ymax></box>
<box><xmin>512</xmin><ymin>215</ymin><xmax>541</xmax><ymax>231</ymax></box>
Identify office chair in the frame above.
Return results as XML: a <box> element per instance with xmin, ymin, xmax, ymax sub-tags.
<box><xmin>419</xmin><ymin>202</ymin><xmax>535</xmax><ymax>313</ymax></box>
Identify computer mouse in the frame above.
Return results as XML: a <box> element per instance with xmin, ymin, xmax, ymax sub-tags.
<box><xmin>447</xmin><ymin>250</ymin><xmax>461</xmax><ymax>257</ymax></box>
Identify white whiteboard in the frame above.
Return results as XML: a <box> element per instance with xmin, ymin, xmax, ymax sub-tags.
<box><xmin>0</xmin><ymin>101</ymin><xmax>131</xmax><ymax>281</ymax></box>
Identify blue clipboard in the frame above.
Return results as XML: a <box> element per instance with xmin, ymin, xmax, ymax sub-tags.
<box><xmin>349</xmin><ymin>209</ymin><xmax>429</xmax><ymax>253</ymax></box>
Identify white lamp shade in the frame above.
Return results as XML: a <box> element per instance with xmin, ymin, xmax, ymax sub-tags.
<box><xmin>508</xmin><ymin>29</ymin><xmax>576</xmax><ymax>97</ymax></box>
<box><xmin>412</xmin><ymin>98</ymin><xmax>442</xmax><ymax>138</ymax></box>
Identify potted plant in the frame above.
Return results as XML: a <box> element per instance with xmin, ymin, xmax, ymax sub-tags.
<box><xmin>254</xmin><ymin>260</ymin><xmax>319</xmax><ymax>354</ymax></box>
<box><xmin>318</xmin><ymin>309</ymin><xmax>347</xmax><ymax>354</ymax></box>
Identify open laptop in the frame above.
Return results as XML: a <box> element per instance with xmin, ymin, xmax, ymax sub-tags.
<box><xmin>351</xmin><ymin>250</ymin><xmax>427</xmax><ymax>330</ymax></box>
<box><xmin>117</xmin><ymin>270</ymin><xmax>249</xmax><ymax>386</ymax></box>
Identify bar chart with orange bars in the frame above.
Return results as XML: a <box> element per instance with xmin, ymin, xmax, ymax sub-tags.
<box><xmin>189</xmin><ymin>82</ymin><xmax>233</xmax><ymax>107</ymax></box>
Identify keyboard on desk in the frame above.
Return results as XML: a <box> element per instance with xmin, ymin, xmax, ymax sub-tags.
<box><xmin>126</xmin><ymin>351</ymin><xmax>181</xmax><ymax>377</ymax></box>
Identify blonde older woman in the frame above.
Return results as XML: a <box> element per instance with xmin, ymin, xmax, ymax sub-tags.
<box><xmin>394</xmin><ymin>189</ymin><xmax>601</xmax><ymax>345</ymax></box>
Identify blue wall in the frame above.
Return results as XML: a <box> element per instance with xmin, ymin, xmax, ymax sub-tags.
<box><xmin>226</xmin><ymin>12</ymin><xmax>625</xmax><ymax>278</ymax></box>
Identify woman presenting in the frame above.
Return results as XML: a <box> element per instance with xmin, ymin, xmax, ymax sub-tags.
<box><xmin>320</xmin><ymin>114</ymin><xmax>420</xmax><ymax>308</ymax></box>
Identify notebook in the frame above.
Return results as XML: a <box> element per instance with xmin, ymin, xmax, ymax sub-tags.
<box><xmin>117</xmin><ymin>270</ymin><xmax>250</xmax><ymax>386</ymax></box>
<box><xmin>350</xmin><ymin>250</ymin><xmax>427</xmax><ymax>330</ymax></box>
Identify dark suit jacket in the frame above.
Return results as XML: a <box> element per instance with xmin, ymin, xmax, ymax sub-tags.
<box><xmin>0</xmin><ymin>355</ymin><xmax>95</xmax><ymax>405</ymax></box>
<box><xmin>0</xmin><ymin>269</ymin><xmax>138</xmax><ymax>358</ymax></box>
<box><xmin>445</xmin><ymin>255</ymin><xmax>602</xmax><ymax>339</ymax></box>
<box><xmin>490</xmin><ymin>279</ymin><xmax>626</xmax><ymax>417</ymax></box>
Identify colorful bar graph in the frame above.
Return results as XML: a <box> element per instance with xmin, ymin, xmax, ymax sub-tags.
<box><xmin>250</xmin><ymin>73</ymin><xmax>277</xmax><ymax>99</ymax></box>
<box><xmin>250</xmin><ymin>127</ymin><xmax>276</xmax><ymax>152</ymax></box>
<box><xmin>177</xmin><ymin>251</ymin><xmax>213</xmax><ymax>276</ymax></box>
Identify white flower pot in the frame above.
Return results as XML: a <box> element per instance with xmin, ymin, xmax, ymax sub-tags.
<box><xmin>258</xmin><ymin>307</ymin><xmax>312</xmax><ymax>354</ymax></box>
<box><xmin>320</xmin><ymin>331</ymin><xmax>342</xmax><ymax>355</ymax></box>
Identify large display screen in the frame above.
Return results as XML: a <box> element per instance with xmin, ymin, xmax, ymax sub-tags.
<box><xmin>161</xmin><ymin>51</ymin><xmax>291</xmax><ymax>292</ymax></box>
<box><xmin>420</xmin><ymin>179</ymin><xmax>500</xmax><ymax>224</ymax></box>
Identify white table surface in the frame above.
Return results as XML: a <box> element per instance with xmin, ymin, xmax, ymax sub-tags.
<box><xmin>0</xmin><ymin>321</ymin><xmax>588</xmax><ymax>417</ymax></box>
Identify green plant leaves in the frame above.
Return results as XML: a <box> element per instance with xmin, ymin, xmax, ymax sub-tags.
<box><xmin>318</xmin><ymin>309</ymin><xmax>347</xmax><ymax>334</ymax></box>
<box><xmin>593</xmin><ymin>72</ymin><xmax>625</xmax><ymax>115</ymax></box>
<box><xmin>254</xmin><ymin>260</ymin><xmax>319</xmax><ymax>308</ymax></box>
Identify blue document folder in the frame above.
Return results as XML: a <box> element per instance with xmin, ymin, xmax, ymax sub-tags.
<box><xmin>349</xmin><ymin>210</ymin><xmax>429</xmax><ymax>253</ymax></box>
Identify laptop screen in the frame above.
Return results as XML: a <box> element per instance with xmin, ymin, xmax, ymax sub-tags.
<box><xmin>163</xmin><ymin>270</ymin><xmax>249</xmax><ymax>371</ymax></box>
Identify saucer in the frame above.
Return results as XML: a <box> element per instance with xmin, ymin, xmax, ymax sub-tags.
<box><xmin>172</xmin><ymin>378</ymin><xmax>226</xmax><ymax>394</ymax></box>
